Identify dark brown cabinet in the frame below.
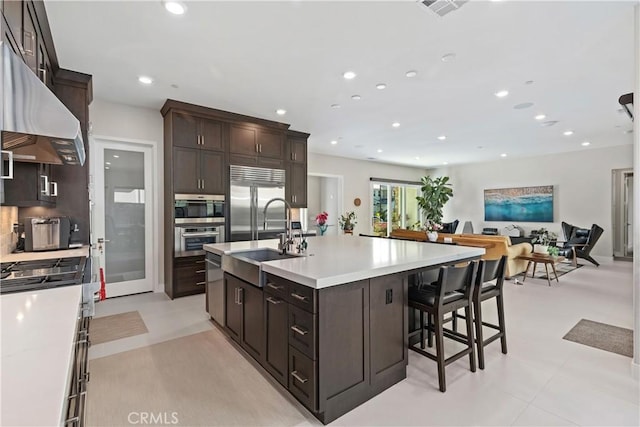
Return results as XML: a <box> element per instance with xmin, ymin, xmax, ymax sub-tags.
<box><xmin>173</xmin><ymin>147</ymin><xmax>225</xmax><ymax>195</ymax></box>
<box><xmin>3</xmin><ymin>162</ymin><xmax>56</xmax><ymax>207</ymax></box>
<box><xmin>224</xmin><ymin>273</ymin><xmax>265</xmax><ymax>362</ymax></box>
<box><xmin>22</xmin><ymin>2</ymin><xmax>37</xmax><ymax>75</ymax></box>
<box><xmin>285</xmin><ymin>131</ymin><xmax>309</xmax><ymax>208</ymax></box>
<box><xmin>288</xmin><ymin>137</ymin><xmax>307</xmax><ymax>163</ymax></box>
<box><xmin>264</xmin><ymin>288</ymin><xmax>290</xmax><ymax>387</ymax></box>
<box><xmin>2</xmin><ymin>0</ymin><xmax>22</xmax><ymax>55</ymax></box>
<box><xmin>172</xmin><ymin>113</ymin><xmax>224</xmax><ymax>152</ymax></box>
<box><xmin>230</xmin><ymin>124</ymin><xmax>285</xmax><ymax>162</ymax></box>
<box><xmin>173</xmin><ymin>256</ymin><xmax>206</xmax><ymax>297</ymax></box>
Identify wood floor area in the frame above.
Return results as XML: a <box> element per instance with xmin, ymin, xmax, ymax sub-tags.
<box><xmin>87</xmin><ymin>260</ymin><xmax>639</xmax><ymax>426</ymax></box>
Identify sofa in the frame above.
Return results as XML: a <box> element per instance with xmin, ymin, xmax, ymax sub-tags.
<box><xmin>389</xmin><ymin>229</ymin><xmax>532</xmax><ymax>278</ymax></box>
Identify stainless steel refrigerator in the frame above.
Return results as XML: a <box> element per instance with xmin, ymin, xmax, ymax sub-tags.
<box><xmin>229</xmin><ymin>165</ymin><xmax>287</xmax><ymax>241</ymax></box>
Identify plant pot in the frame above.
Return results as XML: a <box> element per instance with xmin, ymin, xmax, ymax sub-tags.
<box><xmin>533</xmin><ymin>244</ymin><xmax>549</xmax><ymax>255</ymax></box>
<box><xmin>427</xmin><ymin>231</ymin><xmax>438</xmax><ymax>242</ymax></box>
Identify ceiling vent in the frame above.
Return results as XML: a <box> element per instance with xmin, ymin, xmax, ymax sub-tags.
<box><xmin>418</xmin><ymin>0</ymin><xmax>468</xmax><ymax>17</ymax></box>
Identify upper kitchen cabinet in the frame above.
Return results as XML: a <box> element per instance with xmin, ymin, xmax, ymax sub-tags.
<box><xmin>229</xmin><ymin>124</ymin><xmax>285</xmax><ymax>168</ymax></box>
<box><xmin>3</xmin><ymin>162</ymin><xmax>56</xmax><ymax>207</ymax></box>
<box><xmin>172</xmin><ymin>112</ymin><xmax>224</xmax><ymax>152</ymax></box>
<box><xmin>173</xmin><ymin>147</ymin><xmax>225</xmax><ymax>195</ymax></box>
<box><xmin>285</xmin><ymin>130</ymin><xmax>309</xmax><ymax>208</ymax></box>
<box><xmin>2</xmin><ymin>0</ymin><xmax>23</xmax><ymax>56</ymax></box>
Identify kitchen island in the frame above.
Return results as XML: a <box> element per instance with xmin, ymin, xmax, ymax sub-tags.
<box><xmin>204</xmin><ymin>236</ymin><xmax>484</xmax><ymax>424</ymax></box>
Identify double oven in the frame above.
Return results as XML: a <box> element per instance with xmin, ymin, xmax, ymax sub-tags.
<box><xmin>174</xmin><ymin>194</ymin><xmax>225</xmax><ymax>257</ymax></box>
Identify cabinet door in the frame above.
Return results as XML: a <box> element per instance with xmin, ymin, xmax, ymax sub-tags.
<box><xmin>224</xmin><ymin>275</ymin><xmax>242</xmax><ymax>342</ymax></box>
<box><xmin>199</xmin><ymin>118</ymin><xmax>224</xmax><ymax>152</ymax></box>
<box><xmin>38</xmin><ymin>38</ymin><xmax>53</xmax><ymax>90</ymax></box>
<box><xmin>200</xmin><ymin>151</ymin><xmax>225</xmax><ymax>195</ymax></box>
<box><xmin>3</xmin><ymin>162</ymin><xmax>54</xmax><ymax>207</ymax></box>
<box><xmin>3</xmin><ymin>0</ymin><xmax>22</xmax><ymax>54</ymax></box>
<box><xmin>173</xmin><ymin>147</ymin><xmax>200</xmax><ymax>194</ymax></box>
<box><xmin>288</xmin><ymin>162</ymin><xmax>307</xmax><ymax>208</ymax></box>
<box><xmin>264</xmin><ymin>294</ymin><xmax>289</xmax><ymax>386</ymax></box>
<box><xmin>172</xmin><ymin>113</ymin><xmax>200</xmax><ymax>149</ymax></box>
<box><xmin>289</xmin><ymin>138</ymin><xmax>307</xmax><ymax>163</ymax></box>
<box><xmin>257</xmin><ymin>129</ymin><xmax>284</xmax><ymax>159</ymax></box>
<box><xmin>241</xmin><ymin>283</ymin><xmax>265</xmax><ymax>362</ymax></box>
<box><xmin>173</xmin><ymin>263</ymin><xmax>206</xmax><ymax>296</ymax></box>
<box><xmin>38</xmin><ymin>163</ymin><xmax>54</xmax><ymax>204</ymax></box>
<box><xmin>22</xmin><ymin>3</ymin><xmax>38</xmax><ymax>74</ymax></box>
<box><xmin>369</xmin><ymin>274</ymin><xmax>407</xmax><ymax>385</ymax></box>
<box><xmin>230</xmin><ymin>125</ymin><xmax>258</xmax><ymax>156</ymax></box>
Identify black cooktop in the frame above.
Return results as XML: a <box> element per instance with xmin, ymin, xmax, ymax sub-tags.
<box><xmin>0</xmin><ymin>257</ymin><xmax>86</xmax><ymax>294</ymax></box>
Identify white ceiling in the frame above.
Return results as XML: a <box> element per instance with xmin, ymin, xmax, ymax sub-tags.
<box><xmin>45</xmin><ymin>0</ymin><xmax>635</xmax><ymax>168</ymax></box>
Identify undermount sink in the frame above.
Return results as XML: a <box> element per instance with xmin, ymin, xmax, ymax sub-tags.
<box><xmin>222</xmin><ymin>248</ymin><xmax>302</xmax><ymax>287</ymax></box>
<box><xmin>231</xmin><ymin>248</ymin><xmax>300</xmax><ymax>263</ymax></box>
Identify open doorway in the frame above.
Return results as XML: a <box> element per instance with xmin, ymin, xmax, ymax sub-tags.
<box><xmin>306</xmin><ymin>174</ymin><xmax>343</xmax><ymax>236</ymax></box>
<box><xmin>612</xmin><ymin>168</ymin><xmax>633</xmax><ymax>260</ymax></box>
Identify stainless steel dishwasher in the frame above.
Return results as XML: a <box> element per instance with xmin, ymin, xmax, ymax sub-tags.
<box><xmin>205</xmin><ymin>252</ymin><xmax>224</xmax><ymax>326</ymax></box>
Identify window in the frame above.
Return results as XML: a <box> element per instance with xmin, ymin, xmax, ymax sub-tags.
<box><xmin>371</xmin><ymin>180</ymin><xmax>421</xmax><ymax>236</ymax></box>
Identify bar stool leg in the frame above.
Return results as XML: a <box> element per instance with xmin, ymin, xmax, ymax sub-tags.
<box><xmin>434</xmin><ymin>312</ymin><xmax>446</xmax><ymax>392</ymax></box>
<box><xmin>420</xmin><ymin>310</ymin><xmax>425</xmax><ymax>349</ymax></box>
<box><xmin>427</xmin><ymin>313</ymin><xmax>433</xmax><ymax>348</ymax></box>
<box><xmin>496</xmin><ymin>294</ymin><xmax>508</xmax><ymax>354</ymax></box>
<box><xmin>452</xmin><ymin>309</ymin><xmax>458</xmax><ymax>332</ymax></box>
<box><xmin>464</xmin><ymin>305</ymin><xmax>476</xmax><ymax>372</ymax></box>
<box><xmin>474</xmin><ymin>298</ymin><xmax>486</xmax><ymax>369</ymax></box>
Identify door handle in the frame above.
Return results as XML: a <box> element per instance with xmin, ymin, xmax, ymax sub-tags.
<box><xmin>266</xmin><ymin>296</ymin><xmax>283</xmax><ymax>305</ymax></box>
<box><xmin>291</xmin><ymin>371</ymin><xmax>308</xmax><ymax>384</ymax></box>
<box><xmin>290</xmin><ymin>325</ymin><xmax>308</xmax><ymax>335</ymax></box>
<box><xmin>97</xmin><ymin>238</ymin><xmax>110</xmax><ymax>243</ymax></box>
<box><xmin>201</xmin><ymin>135</ymin><xmax>205</xmax><ymax>146</ymax></box>
<box><xmin>41</xmin><ymin>175</ymin><xmax>50</xmax><ymax>195</ymax></box>
<box><xmin>290</xmin><ymin>292</ymin><xmax>308</xmax><ymax>302</ymax></box>
<box><xmin>238</xmin><ymin>288</ymin><xmax>243</xmax><ymax>305</ymax></box>
<box><xmin>50</xmin><ymin>181</ymin><xmax>58</xmax><ymax>196</ymax></box>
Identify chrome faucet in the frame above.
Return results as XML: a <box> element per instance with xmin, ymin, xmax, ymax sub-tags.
<box><xmin>263</xmin><ymin>197</ymin><xmax>293</xmax><ymax>254</ymax></box>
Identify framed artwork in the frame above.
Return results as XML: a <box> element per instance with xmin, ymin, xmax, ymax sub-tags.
<box><xmin>484</xmin><ymin>185</ymin><xmax>553</xmax><ymax>222</ymax></box>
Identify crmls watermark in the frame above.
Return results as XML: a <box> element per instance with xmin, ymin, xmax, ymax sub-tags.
<box><xmin>128</xmin><ymin>412</ymin><xmax>179</xmax><ymax>425</ymax></box>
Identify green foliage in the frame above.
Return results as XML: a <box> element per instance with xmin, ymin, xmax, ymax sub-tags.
<box><xmin>415</xmin><ymin>176</ymin><xmax>453</xmax><ymax>225</ymax></box>
<box><xmin>339</xmin><ymin>211</ymin><xmax>357</xmax><ymax>231</ymax></box>
<box><xmin>531</xmin><ymin>227</ymin><xmax>558</xmax><ymax>246</ymax></box>
<box><xmin>547</xmin><ymin>245</ymin><xmax>560</xmax><ymax>257</ymax></box>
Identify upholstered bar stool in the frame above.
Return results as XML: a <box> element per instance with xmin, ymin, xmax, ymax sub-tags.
<box><xmin>473</xmin><ymin>256</ymin><xmax>508</xmax><ymax>369</ymax></box>
<box><xmin>408</xmin><ymin>262</ymin><xmax>478</xmax><ymax>392</ymax></box>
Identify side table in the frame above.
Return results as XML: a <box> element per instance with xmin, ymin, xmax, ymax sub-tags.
<box><xmin>516</xmin><ymin>253</ymin><xmax>566</xmax><ymax>286</ymax></box>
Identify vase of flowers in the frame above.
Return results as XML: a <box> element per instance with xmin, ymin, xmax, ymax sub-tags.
<box><xmin>315</xmin><ymin>211</ymin><xmax>329</xmax><ymax>236</ymax></box>
<box><xmin>339</xmin><ymin>211</ymin><xmax>357</xmax><ymax>235</ymax></box>
<box><xmin>426</xmin><ymin>222</ymin><xmax>442</xmax><ymax>242</ymax></box>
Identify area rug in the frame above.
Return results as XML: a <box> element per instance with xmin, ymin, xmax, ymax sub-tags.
<box><xmin>90</xmin><ymin>311</ymin><xmax>148</xmax><ymax>345</ymax></box>
<box><xmin>531</xmin><ymin>261</ymin><xmax>582</xmax><ymax>280</ymax></box>
<box><xmin>563</xmin><ymin>319</ymin><xmax>633</xmax><ymax>357</ymax></box>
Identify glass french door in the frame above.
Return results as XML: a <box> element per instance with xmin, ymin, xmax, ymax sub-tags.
<box><xmin>91</xmin><ymin>139</ymin><xmax>154</xmax><ymax>297</ymax></box>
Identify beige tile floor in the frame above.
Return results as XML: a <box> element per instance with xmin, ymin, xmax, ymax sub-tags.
<box><xmin>88</xmin><ymin>260</ymin><xmax>639</xmax><ymax>426</ymax></box>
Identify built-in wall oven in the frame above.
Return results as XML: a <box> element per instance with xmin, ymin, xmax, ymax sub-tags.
<box><xmin>174</xmin><ymin>194</ymin><xmax>225</xmax><ymax>257</ymax></box>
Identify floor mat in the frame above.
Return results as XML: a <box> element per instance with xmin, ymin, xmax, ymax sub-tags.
<box><xmin>563</xmin><ymin>319</ymin><xmax>633</xmax><ymax>357</ymax></box>
<box><xmin>531</xmin><ymin>261</ymin><xmax>582</xmax><ymax>280</ymax></box>
<box><xmin>90</xmin><ymin>311</ymin><xmax>148</xmax><ymax>345</ymax></box>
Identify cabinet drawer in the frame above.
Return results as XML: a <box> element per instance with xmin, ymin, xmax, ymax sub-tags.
<box><xmin>289</xmin><ymin>282</ymin><xmax>317</xmax><ymax>313</ymax></box>
<box><xmin>289</xmin><ymin>346</ymin><xmax>317</xmax><ymax>412</ymax></box>
<box><xmin>264</xmin><ymin>274</ymin><xmax>290</xmax><ymax>300</ymax></box>
<box><xmin>288</xmin><ymin>305</ymin><xmax>317</xmax><ymax>360</ymax></box>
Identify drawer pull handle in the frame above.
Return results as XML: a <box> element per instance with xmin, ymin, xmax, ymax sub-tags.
<box><xmin>266</xmin><ymin>296</ymin><xmax>283</xmax><ymax>305</ymax></box>
<box><xmin>291</xmin><ymin>370</ymin><xmax>308</xmax><ymax>384</ymax></box>
<box><xmin>196</xmin><ymin>281</ymin><xmax>206</xmax><ymax>286</ymax></box>
<box><xmin>195</xmin><ymin>260</ymin><xmax>205</xmax><ymax>264</ymax></box>
<box><xmin>290</xmin><ymin>325</ymin><xmax>308</xmax><ymax>336</ymax></box>
<box><xmin>196</xmin><ymin>269</ymin><xmax>206</xmax><ymax>274</ymax></box>
<box><xmin>291</xmin><ymin>292</ymin><xmax>308</xmax><ymax>302</ymax></box>
<box><xmin>266</xmin><ymin>283</ymin><xmax>284</xmax><ymax>291</ymax></box>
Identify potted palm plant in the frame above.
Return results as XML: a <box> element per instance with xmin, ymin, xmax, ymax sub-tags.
<box><xmin>339</xmin><ymin>211</ymin><xmax>357</xmax><ymax>234</ymax></box>
<box><xmin>416</xmin><ymin>175</ymin><xmax>453</xmax><ymax>240</ymax></box>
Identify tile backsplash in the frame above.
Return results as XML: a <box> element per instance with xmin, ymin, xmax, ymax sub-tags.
<box><xmin>0</xmin><ymin>206</ymin><xmax>18</xmax><ymax>256</ymax></box>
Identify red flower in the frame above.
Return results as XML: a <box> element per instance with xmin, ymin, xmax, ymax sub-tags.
<box><xmin>315</xmin><ymin>211</ymin><xmax>328</xmax><ymax>225</ymax></box>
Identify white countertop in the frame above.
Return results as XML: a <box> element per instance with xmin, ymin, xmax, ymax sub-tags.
<box><xmin>0</xmin><ymin>246</ymin><xmax>90</xmax><ymax>263</ymax></box>
<box><xmin>204</xmin><ymin>236</ymin><xmax>485</xmax><ymax>289</ymax></box>
<box><xmin>1</xmin><ymin>285</ymin><xmax>82</xmax><ymax>426</ymax></box>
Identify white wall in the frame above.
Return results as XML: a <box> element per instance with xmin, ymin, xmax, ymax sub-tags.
<box><xmin>319</xmin><ymin>177</ymin><xmax>340</xmax><ymax>235</ymax></box>
<box><xmin>307</xmin><ymin>175</ymin><xmax>321</xmax><ymax>223</ymax></box>
<box><xmin>308</xmin><ymin>153</ymin><xmax>427</xmax><ymax>236</ymax></box>
<box><xmin>89</xmin><ymin>99</ymin><xmax>165</xmax><ymax>289</ymax></box>
<box><xmin>432</xmin><ymin>144</ymin><xmax>633</xmax><ymax>258</ymax></box>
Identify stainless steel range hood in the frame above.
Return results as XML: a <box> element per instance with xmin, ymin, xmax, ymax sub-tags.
<box><xmin>1</xmin><ymin>42</ymin><xmax>85</xmax><ymax>166</ymax></box>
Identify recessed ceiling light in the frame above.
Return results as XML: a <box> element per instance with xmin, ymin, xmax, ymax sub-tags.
<box><xmin>276</xmin><ymin>109</ymin><xmax>286</xmax><ymax>116</ymax></box>
<box><xmin>113</xmin><ymin>155</ymin><xmax>120</xmax><ymax>158</ymax></box>
<box><xmin>495</xmin><ymin>90</ymin><xmax>509</xmax><ymax>98</ymax></box>
<box><xmin>514</xmin><ymin>102</ymin><xmax>534</xmax><ymax>109</ymax></box>
<box><xmin>164</xmin><ymin>1</ymin><xmax>186</xmax><ymax>15</ymax></box>
<box><xmin>331</xmin><ymin>104</ymin><xmax>341</xmax><ymax>109</ymax></box>
<box><xmin>351</xmin><ymin>95</ymin><xmax>361</xmax><ymax>100</ymax></box>
<box><xmin>443</xmin><ymin>162</ymin><xmax>449</xmax><ymax>165</ymax></box>
<box><xmin>441</xmin><ymin>53</ymin><xmax>456</xmax><ymax>62</ymax></box>
<box><xmin>343</xmin><ymin>71</ymin><xmax>357</xmax><ymax>80</ymax></box>
<box><xmin>437</xmin><ymin>135</ymin><xmax>446</xmax><ymax>141</ymax></box>
<box><xmin>500</xmin><ymin>153</ymin><xmax>507</xmax><ymax>158</ymax></box>
<box><xmin>534</xmin><ymin>114</ymin><xmax>546</xmax><ymax>120</ymax></box>
<box><xmin>105</xmin><ymin>166</ymin><xmax>110</xmax><ymax>170</ymax></box>
<box><xmin>376</xmin><ymin>83</ymin><xmax>387</xmax><ymax>90</ymax></box>
<box><xmin>330</xmin><ymin>140</ymin><xmax>338</xmax><ymax>145</ymax></box>
<box><xmin>540</xmin><ymin>120</ymin><xmax>558</xmax><ymax>127</ymax></box>
<box><xmin>138</xmin><ymin>76</ymin><xmax>153</xmax><ymax>85</ymax></box>
<box><xmin>377</xmin><ymin>149</ymin><xmax>383</xmax><ymax>153</ymax></box>
<box><xmin>415</xmin><ymin>156</ymin><xmax>420</xmax><ymax>160</ymax></box>
<box><xmin>392</xmin><ymin>122</ymin><xmax>400</xmax><ymax>128</ymax></box>
<box><xmin>563</xmin><ymin>130</ymin><xmax>574</xmax><ymax>136</ymax></box>
<box><xmin>581</xmin><ymin>141</ymin><xmax>591</xmax><ymax>146</ymax></box>
<box><xmin>105</xmin><ymin>162</ymin><xmax>111</xmax><ymax>165</ymax></box>
<box><xmin>405</xmin><ymin>70</ymin><xmax>418</xmax><ymax>78</ymax></box>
